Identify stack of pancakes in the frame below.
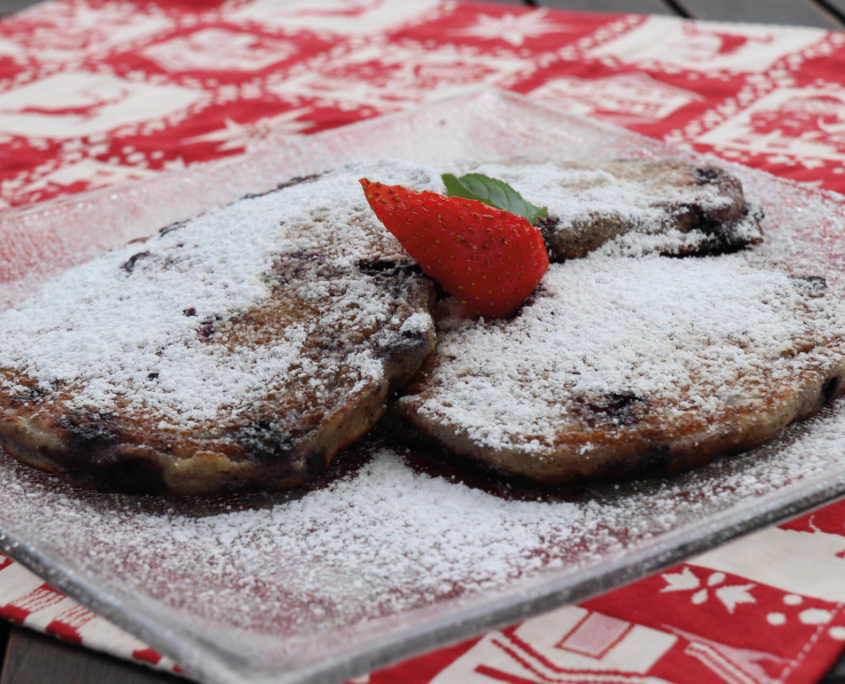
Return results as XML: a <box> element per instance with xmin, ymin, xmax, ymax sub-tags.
<box><xmin>1</xmin><ymin>159</ymin><xmax>843</xmax><ymax>495</ymax></box>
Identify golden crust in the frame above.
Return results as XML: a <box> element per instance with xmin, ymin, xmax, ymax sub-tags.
<box><xmin>0</xmin><ymin>265</ymin><xmax>435</xmax><ymax>496</ymax></box>
<box><xmin>0</xmin><ymin>178</ymin><xmax>437</xmax><ymax>495</ymax></box>
<box><xmin>388</xmin><ymin>362</ymin><xmax>845</xmax><ymax>484</ymax></box>
<box><xmin>387</xmin><ymin>260</ymin><xmax>845</xmax><ymax>485</ymax></box>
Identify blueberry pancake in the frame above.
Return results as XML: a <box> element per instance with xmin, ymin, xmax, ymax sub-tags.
<box><xmin>388</xmin><ymin>253</ymin><xmax>845</xmax><ymax>484</ymax></box>
<box><xmin>0</xmin><ymin>161</ymin><xmax>439</xmax><ymax>495</ymax></box>
<box><xmin>0</xmin><ymin>157</ymin><xmax>826</xmax><ymax>494</ymax></box>
<box><xmin>462</xmin><ymin>158</ymin><xmax>763</xmax><ymax>260</ymax></box>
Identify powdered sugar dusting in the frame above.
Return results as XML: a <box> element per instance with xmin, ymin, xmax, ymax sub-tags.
<box><xmin>462</xmin><ymin>159</ymin><xmax>761</xmax><ymax>257</ymax></box>
<box><xmin>401</xmin><ymin>253</ymin><xmax>845</xmax><ymax>455</ymax></box>
<box><xmin>1</xmin><ymin>91</ymin><xmax>845</xmax><ymax>683</ymax></box>
<box><xmin>472</xmin><ymin>160</ymin><xmax>728</xmax><ymax>222</ymax></box>
<box><xmin>4</xmin><ymin>405</ymin><xmax>845</xmax><ymax>665</ymax></box>
<box><xmin>0</xmin><ymin>160</ymin><xmax>443</xmax><ymax>426</ymax></box>
<box><xmin>475</xmin><ymin>160</ymin><xmax>714</xmax><ymax>215</ymax></box>
<box><xmin>0</xmin><ymin>158</ymin><xmax>842</xmax><ymax>669</ymax></box>
<box><xmin>594</xmin><ymin>211</ymin><xmax>762</xmax><ymax>258</ymax></box>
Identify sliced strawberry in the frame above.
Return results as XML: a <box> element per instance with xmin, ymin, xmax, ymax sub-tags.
<box><xmin>360</xmin><ymin>178</ymin><xmax>549</xmax><ymax>318</ymax></box>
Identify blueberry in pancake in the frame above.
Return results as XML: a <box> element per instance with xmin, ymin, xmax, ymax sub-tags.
<box><xmin>387</xmin><ymin>252</ymin><xmax>845</xmax><ymax>485</ymax></box>
<box><xmin>0</xmin><ymin>161</ymin><xmax>440</xmax><ymax>495</ymax></box>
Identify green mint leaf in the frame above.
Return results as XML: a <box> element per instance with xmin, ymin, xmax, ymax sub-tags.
<box><xmin>441</xmin><ymin>173</ymin><xmax>487</xmax><ymax>205</ymax></box>
<box><xmin>441</xmin><ymin>172</ymin><xmax>548</xmax><ymax>225</ymax></box>
<box><xmin>458</xmin><ymin>173</ymin><xmax>548</xmax><ymax>225</ymax></box>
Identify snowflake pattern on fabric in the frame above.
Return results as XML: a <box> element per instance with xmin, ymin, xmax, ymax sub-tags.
<box><xmin>1</xmin><ymin>2</ymin><xmax>845</xmax><ymax>683</ymax></box>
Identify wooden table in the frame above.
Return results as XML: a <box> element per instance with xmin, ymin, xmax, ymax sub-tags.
<box><xmin>1</xmin><ymin>0</ymin><xmax>845</xmax><ymax>681</ymax></box>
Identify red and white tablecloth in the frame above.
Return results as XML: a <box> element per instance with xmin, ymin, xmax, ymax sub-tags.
<box><xmin>2</xmin><ymin>1</ymin><xmax>845</xmax><ymax>682</ymax></box>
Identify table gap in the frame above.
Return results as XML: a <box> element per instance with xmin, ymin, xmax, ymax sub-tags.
<box><xmin>673</xmin><ymin>0</ymin><xmax>841</xmax><ymax>28</ymax></box>
<box><xmin>660</xmin><ymin>0</ymin><xmax>692</xmax><ymax>17</ymax></box>
<box><xmin>813</xmin><ymin>0</ymin><xmax>845</xmax><ymax>26</ymax></box>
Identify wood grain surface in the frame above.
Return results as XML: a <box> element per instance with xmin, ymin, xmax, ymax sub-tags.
<box><xmin>676</xmin><ymin>0</ymin><xmax>841</xmax><ymax>28</ymax></box>
<box><xmin>0</xmin><ymin>629</ymin><xmax>181</xmax><ymax>684</ymax></box>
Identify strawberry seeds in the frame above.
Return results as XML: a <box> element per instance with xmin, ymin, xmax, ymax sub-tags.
<box><xmin>360</xmin><ymin>178</ymin><xmax>549</xmax><ymax>318</ymax></box>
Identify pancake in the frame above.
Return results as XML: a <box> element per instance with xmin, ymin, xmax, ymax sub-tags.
<box><xmin>387</xmin><ymin>253</ymin><xmax>845</xmax><ymax>484</ymax></box>
<box><xmin>0</xmin><ymin>161</ymin><xmax>440</xmax><ymax>495</ymax></box>
<box><xmin>0</xmin><ymin>156</ymin><xmax>825</xmax><ymax>494</ymax></box>
<box><xmin>460</xmin><ymin>158</ymin><xmax>763</xmax><ymax>260</ymax></box>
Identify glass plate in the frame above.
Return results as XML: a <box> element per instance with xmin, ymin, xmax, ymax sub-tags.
<box><xmin>2</xmin><ymin>90</ymin><xmax>845</xmax><ymax>684</ymax></box>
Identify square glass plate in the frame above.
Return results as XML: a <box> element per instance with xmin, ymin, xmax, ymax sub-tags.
<box><xmin>2</xmin><ymin>90</ymin><xmax>845</xmax><ymax>684</ymax></box>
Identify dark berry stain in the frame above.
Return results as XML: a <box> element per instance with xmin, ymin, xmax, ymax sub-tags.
<box><xmin>122</xmin><ymin>251</ymin><xmax>151</xmax><ymax>274</ymax></box>
<box><xmin>9</xmin><ymin>385</ymin><xmax>48</xmax><ymax>405</ymax></box>
<box><xmin>237</xmin><ymin>420</ymin><xmax>295</xmax><ymax>463</ymax></box>
<box><xmin>159</xmin><ymin>221</ymin><xmax>187</xmax><ymax>237</ymax></box>
<box><xmin>792</xmin><ymin>276</ymin><xmax>827</xmax><ymax>298</ymax></box>
<box><xmin>276</xmin><ymin>174</ymin><xmax>320</xmax><ymax>191</ymax></box>
<box><xmin>823</xmin><ymin>375</ymin><xmax>842</xmax><ymax>404</ymax></box>
<box><xmin>693</xmin><ymin>166</ymin><xmax>722</xmax><ymax>184</ymax></box>
<box><xmin>536</xmin><ymin>215</ymin><xmax>561</xmax><ymax>258</ymax></box>
<box><xmin>574</xmin><ymin>392</ymin><xmax>645</xmax><ymax>427</ymax></box>
<box><xmin>58</xmin><ymin>411</ymin><xmax>117</xmax><ymax>449</ymax></box>
<box><xmin>183</xmin><ymin>307</ymin><xmax>197</xmax><ymax>317</ymax></box>
<box><xmin>198</xmin><ymin>319</ymin><xmax>215</xmax><ymax>340</ymax></box>
<box><xmin>357</xmin><ymin>258</ymin><xmax>423</xmax><ymax>278</ymax></box>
